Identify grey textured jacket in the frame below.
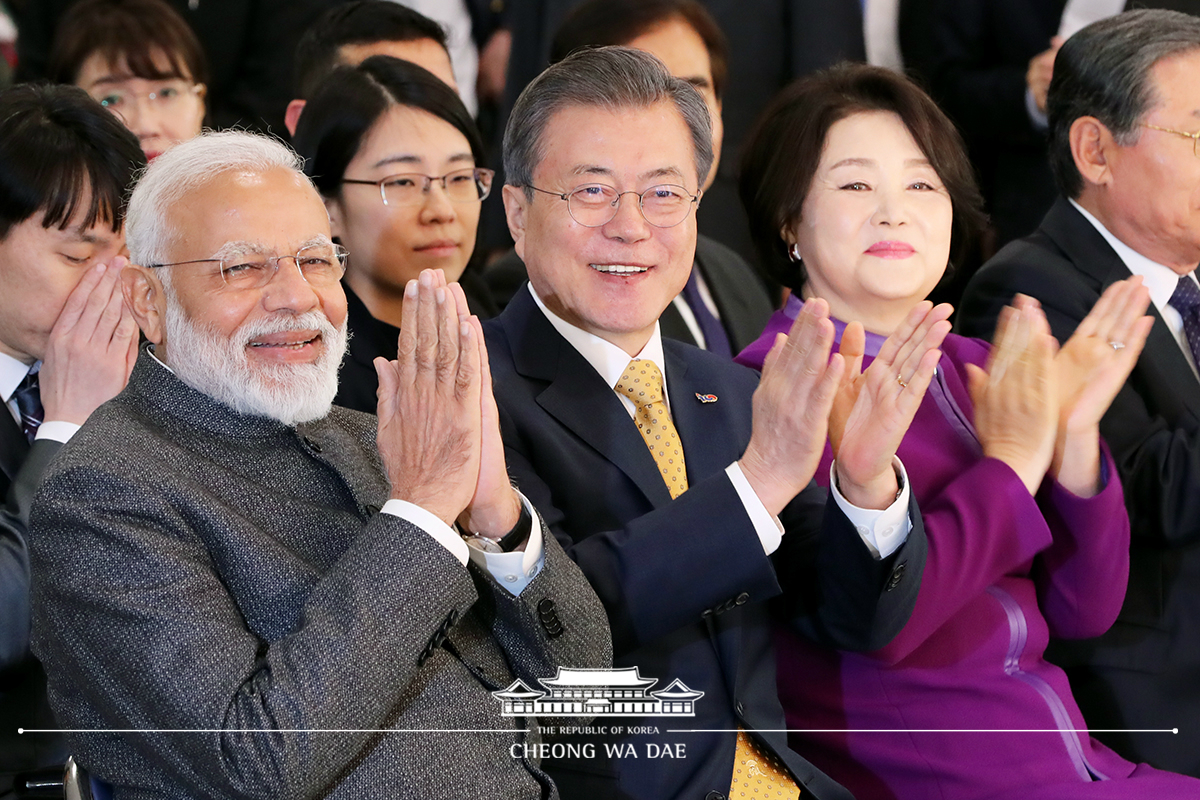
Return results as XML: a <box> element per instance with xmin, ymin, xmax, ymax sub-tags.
<box><xmin>27</xmin><ymin>350</ymin><xmax>611</xmax><ymax>799</ymax></box>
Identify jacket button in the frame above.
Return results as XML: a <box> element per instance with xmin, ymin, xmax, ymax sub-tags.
<box><xmin>705</xmin><ymin>792</ymin><xmax>726</xmax><ymax>800</ymax></box>
<box><xmin>886</xmin><ymin>561</ymin><xmax>907</xmax><ymax>591</ymax></box>
<box><xmin>302</xmin><ymin>436</ymin><xmax>322</xmax><ymax>453</ymax></box>
<box><xmin>735</xmin><ymin>592</ymin><xmax>749</xmax><ymax>605</ymax></box>
<box><xmin>735</xmin><ymin>701</ymin><xmax>745</xmax><ymax>717</ymax></box>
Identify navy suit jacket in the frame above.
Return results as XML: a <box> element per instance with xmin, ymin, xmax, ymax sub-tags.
<box><xmin>958</xmin><ymin>197</ymin><xmax>1200</xmax><ymax>776</ymax></box>
<box><xmin>484</xmin><ymin>289</ymin><xmax>925</xmax><ymax>800</ymax></box>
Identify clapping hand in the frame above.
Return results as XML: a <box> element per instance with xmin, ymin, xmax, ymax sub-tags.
<box><xmin>830</xmin><ymin>301</ymin><xmax>951</xmax><ymax>509</ymax></box>
<box><xmin>1050</xmin><ymin>278</ymin><xmax>1152</xmax><ymax>495</ymax></box>
<box><xmin>967</xmin><ymin>298</ymin><xmax>1059</xmax><ymax>495</ymax></box>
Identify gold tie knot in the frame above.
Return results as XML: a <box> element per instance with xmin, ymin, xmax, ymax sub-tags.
<box><xmin>615</xmin><ymin>359</ymin><xmax>665</xmax><ymax>408</ymax></box>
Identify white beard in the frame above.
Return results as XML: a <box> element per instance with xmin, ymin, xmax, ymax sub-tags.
<box><xmin>163</xmin><ymin>302</ymin><xmax>348</xmax><ymax>427</ymax></box>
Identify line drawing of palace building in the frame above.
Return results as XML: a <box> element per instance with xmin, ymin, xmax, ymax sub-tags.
<box><xmin>492</xmin><ymin>667</ymin><xmax>705</xmax><ymax>717</ymax></box>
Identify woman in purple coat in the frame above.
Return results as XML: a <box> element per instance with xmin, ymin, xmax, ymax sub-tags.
<box><xmin>736</xmin><ymin>63</ymin><xmax>1198</xmax><ymax>799</ymax></box>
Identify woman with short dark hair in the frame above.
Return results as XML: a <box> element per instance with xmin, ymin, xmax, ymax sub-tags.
<box><xmin>292</xmin><ymin>55</ymin><xmax>495</xmax><ymax>413</ymax></box>
<box><xmin>737</xmin><ymin>63</ymin><xmax>1200</xmax><ymax>799</ymax></box>
<box><xmin>47</xmin><ymin>0</ymin><xmax>207</xmax><ymax>162</ymax></box>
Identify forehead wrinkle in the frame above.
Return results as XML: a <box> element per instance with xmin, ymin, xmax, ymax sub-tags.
<box><xmin>829</xmin><ymin>158</ymin><xmax>876</xmax><ymax>170</ymax></box>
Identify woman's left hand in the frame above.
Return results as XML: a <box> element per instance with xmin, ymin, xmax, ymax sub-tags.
<box><xmin>831</xmin><ymin>301</ymin><xmax>952</xmax><ymax>509</ymax></box>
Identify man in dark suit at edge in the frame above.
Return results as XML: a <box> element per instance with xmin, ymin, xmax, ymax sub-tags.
<box><xmin>958</xmin><ymin>9</ymin><xmax>1200</xmax><ymax>777</ymax></box>
<box><xmin>0</xmin><ymin>83</ymin><xmax>143</xmax><ymax>796</ymax></box>
<box><xmin>485</xmin><ymin>47</ymin><xmax>941</xmax><ymax>800</ymax></box>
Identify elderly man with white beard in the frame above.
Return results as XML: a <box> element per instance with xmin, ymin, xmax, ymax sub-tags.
<box><xmin>23</xmin><ymin>130</ymin><xmax>610</xmax><ymax>800</ymax></box>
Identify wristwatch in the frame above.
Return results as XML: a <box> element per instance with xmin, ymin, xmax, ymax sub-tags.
<box><xmin>462</xmin><ymin>501</ymin><xmax>533</xmax><ymax>553</ymax></box>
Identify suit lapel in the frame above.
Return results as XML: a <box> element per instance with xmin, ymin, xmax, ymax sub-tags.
<box><xmin>504</xmin><ymin>291</ymin><xmax>674</xmax><ymax>508</ymax></box>
<box><xmin>1043</xmin><ymin>199</ymin><xmax>1200</xmax><ymax>418</ymax></box>
<box><xmin>0</xmin><ymin>410</ymin><xmax>29</xmax><ymax>491</ymax></box>
<box><xmin>665</xmin><ymin>346</ymin><xmax>729</xmax><ymax>483</ymax></box>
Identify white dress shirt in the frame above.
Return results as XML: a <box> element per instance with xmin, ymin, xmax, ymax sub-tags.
<box><xmin>528</xmin><ymin>283</ymin><xmax>911</xmax><ymax>559</ymax></box>
<box><xmin>0</xmin><ymin>352</ymin><xmax>79</xmax><ymax>444</ymax></box>
<box><xmin>1070</xmin><ymin>199</ymin><xmax>1200</xmax><ymax>380</ymax></box>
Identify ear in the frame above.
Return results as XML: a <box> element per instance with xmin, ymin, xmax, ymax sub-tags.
<box><xmin>502</xmin><ymin>184</ymin><xmax>529</xmax><ymax>262</ymax></box>
<box><xmin>195</xmin><ymin>83</ymin><xmax>208</xmax><ymax>104</ymax></box>
<box><xmin>285</xmin><ymin>99</ymin><xmax>306</xmax><ymax>137</ymax></box>
<box><xmin>325</xmin><ymin>194</ymin><xmax>345</xmax><ymax>240</ymax></box>
<box><xmin>121</xmin><ymin>265</ymin><xmax>166</xmax><ymax>346</ymax></box>
<box><xmin>1069</xmin><ymin>116</ymin><xmax>1115</xmax><ymax>188</ymax></box>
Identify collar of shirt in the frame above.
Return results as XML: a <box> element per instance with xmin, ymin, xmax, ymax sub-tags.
<box><xmin>1069</xmin><ymin>198</ymin><xmax>1199</xmax><ymax>311</ymax></box>
<box><xmin>527</xmin><ymin>282</ymin><xmax>670</xmax><ymax>415</ymax></box>
<box><xmin>0</xmin><ymin>350</ymin><xmax>35</xmax><ymax>407</ymax></box>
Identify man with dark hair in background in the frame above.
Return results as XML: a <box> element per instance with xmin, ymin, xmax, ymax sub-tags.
<box><xmin>485</xmin><ymin>0</ymin><xmax>774</xmax><ymax>356</ymax></box>
<box><xmin>285</xmin><ymin>0</ymin><xmax>457</xmax><ymax>136</ymax></box>
<box><xmin>959</xmin><ymin>9</ymin><xmax>1200</xmax><ymax>777</ymax></box>
<box><xmin>0</xmin><ymin>82</ymin><xmax>143</xmax><ymax>798</ymax></box>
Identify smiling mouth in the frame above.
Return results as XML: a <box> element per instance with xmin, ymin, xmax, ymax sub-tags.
<box><xmin>590</xmin><ymin>263</ymin><xmax>649</xmax><ymax>275</ymax></box>
<box><xmin>249</xmin><ymin>334</ymin><xmax>321</xmax><ymax>349</ymax></box>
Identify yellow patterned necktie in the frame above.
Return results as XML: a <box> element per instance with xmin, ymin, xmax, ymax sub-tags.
<box><xmin>614</xmin><ymin>359</ymin><xmax>689</xmax><ymax>499</ymax></box>
<box><xmin>614</xmin><ymin>360</ymin><xmax>799</xmax><ymax>798</ymax></box>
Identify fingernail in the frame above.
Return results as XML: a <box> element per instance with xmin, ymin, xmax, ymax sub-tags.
<box><xmin>461</xmin><ymin>321</ymin><xmax>472</xmax><ymax>337</ymax></box>
<box><xmin>419</xmin><ymin>270</ymin><xmax>432</xmax><ymax>287</ymax></box>
<box><xmin>405</xmin><ymin>280</ymin><xmax>418</xmax><ymax>298</ymax></box>
<box><xmin>435</xmin><ymin>287</ymin><xmax>446</xmax><ymax>304</ymax></box>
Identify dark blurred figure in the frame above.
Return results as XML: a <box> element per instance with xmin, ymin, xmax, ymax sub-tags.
<box><xmin>285</xmin><ymin>0</ymin><xmax>458</xmax><ymax>136</ymax></box>
<box><xmin>46</xmin><ymin>0</ymin><xmax>208</xmax><ymax>162</ymax></box>
<box><xmin>16</xmin><ymin>0</ymin><xmax>330</xmax><ymax>135</ymax></box>
<box><xmin>485</xmin><ymin>0</ymin><xmax>869</xmax><ymax>266</ymax></box>
<box><xmin>485</xmin><ymin>0</ymin><xmax>774</xmax><ymax>355</ymax></box>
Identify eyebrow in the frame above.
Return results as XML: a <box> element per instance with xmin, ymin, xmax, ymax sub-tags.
<box><xmin>828</xmin><ymin>157</ymin><xmax>934</xmax><ymax>169</ymax></box>
<box><xmin>371</xmin><ymin>152</ymin><xmax>475</xmax><ymax>170</ymax></box>
<box><xmin>66</xmin><ymin>228</ymin><xmax>112</xmax><ymax>246</ymax></box>
<box><xmin>683</xmin><ymin>76</ymin><xmax>712</xmax><ymax>90</ymax></box>
<box><xmin>570</xmin><ymin>164</ymin><xmax>688</xmax><ymax>183</ymax></box>
<box><xmin>209</xmin><ymin>236</ymin><xmax>331</xmax><ymax>259</ymax></box>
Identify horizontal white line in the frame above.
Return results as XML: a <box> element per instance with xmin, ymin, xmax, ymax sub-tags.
<box><xmin>667</xmin><ymin>728</ymin><xmax>1179</xmax><ymax>734</ymax></box>
<box><xmin>19</xmin><ymin>729</ymin><xmax>520</xmax><ymax>734</ymax></box>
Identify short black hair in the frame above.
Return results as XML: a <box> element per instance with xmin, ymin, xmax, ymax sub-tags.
<box><xmin>550</xmin><ymin>0</ymin><xmax>729</xmax><ymax>100</ymax></box>
<box><xmin>740</xmin><ymin>63</ymin><xmax>985</xmax><ymax>292</ymax></box>
<box><xmin>293</xmin><ymin>0</ymin><xmax>449</xmax><ymax>101</ymax></box>
<box><xmin>293</xmin><ymin>55</ymin><xmax>484</xmax><ymax>200</ymax></box>
<box><xmin>0</xmin><ymin>83</ymin><xmax>146</xmax><ymax>240</ymax></box>
<box><xmin>47</xmin><ymin>0</ymin><xmax>209</xmax><ymax>88</ymax></box>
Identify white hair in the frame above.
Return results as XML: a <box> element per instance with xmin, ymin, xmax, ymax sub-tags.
<box><xmin>126</xmin><ymin>130</ymin><xmax>308</xmax><ymax>267</ymax></box>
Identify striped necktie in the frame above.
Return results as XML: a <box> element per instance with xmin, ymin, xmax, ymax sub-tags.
<box><xmin>13</xmin><ymin>370</ymin><xmax>43</xmax><ymax>444</ymax></box>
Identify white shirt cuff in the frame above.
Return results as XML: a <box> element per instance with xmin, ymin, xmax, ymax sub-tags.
<box><xmin>1025</xmin><ymin>86</ymin><xmax>1049</xmax><ymax>130</ymax></box>
<box><xmin>829</xmin><ymin>457</ymin><xmax>912</xmax><ymax>559</ymax></box>
<box><xmin>467</xmin><ymin>494</ymin><xmax>545</xmax><ymax>596</ymax></box>
<box><xmin>35</xmin><ymin>421</ymin><xmax>81</xmax><ymax>444</ymax></box>
<box><xmin>726</xmin><ymin>461</ymin><xmax>784</xmax><ymax>555</ymax></box>
<box><xmin>380</xmin><ymin>498</ymin><xmax>469</xmax><ymax>566</ymax></box>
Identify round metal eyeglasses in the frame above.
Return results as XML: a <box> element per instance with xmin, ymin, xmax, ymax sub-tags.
<box><xmin>342</xmin><ymin>167</ymin><xmax>495</xmax><ymax>207</ymax></box>
<box><xmin>147</xmin><ymin>243</ymin><xmax>348</xmax><ymax>291</ymax></box>
<box><xmin>524</xmin><ymin>183</ymin><xmax>701</xmax><ymax>228</ymax></box>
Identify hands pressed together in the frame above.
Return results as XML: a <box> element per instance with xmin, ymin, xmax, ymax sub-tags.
<box><xmin>375</xmin><ymin>268</ymin><xmax>520</xmax><ymax>536</ymax></box>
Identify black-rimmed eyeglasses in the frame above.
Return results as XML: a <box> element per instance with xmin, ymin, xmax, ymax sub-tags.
<box><xmin>521</xmin><ymin>183</ymin><xmax>701</xmax><ymax>228</ymax></box>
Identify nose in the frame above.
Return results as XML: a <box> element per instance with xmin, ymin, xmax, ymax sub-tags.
<box><xmin>418</xmin><ymin>180</ymin><xmax>457</xmax><ymax>223</ymax></box>
<box><xmin>115</xmin><ymin>97</ymin><xmax>162</xmax><ymax>140</ymax></box>
<box><xmin>871</xmin><ymin>184</ymin><xmax>910</xmax><ymax>227</ymax></box>
<box><xmin>261</xmin><ymin>257</ymin><xmax>321</xmax><ymax>314</ymax></box>
<box><xmin>601</xmin><ymin>191</ymin><xmax>651</xmax><ymax>243</ymax></box>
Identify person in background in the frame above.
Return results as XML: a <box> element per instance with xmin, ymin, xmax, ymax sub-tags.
<box><xmin>959</xmin><ymin>9</ymin><xmax>1200</xmax><ymax>777</ymax></box>
<box><xmin>293</xmin><ymin>56</ymin><xmax>496</xmax><ymax>414</ymax></box>
<box><xmin>19</xmin><ymin>0</ymin><xmax>327</xmax><ymax>135</ymax></box>
<box><xmin>485</xmin><ymin>0</ymin><xmax>774</xmax><ymax>357</ymax></box>
<box><xmin>286</xmin><ymin>0</ymin><xmax>459</xmax><ymax>137</ymax></box>
<box><xmin>737</xmin><ymin>60</ymin><xmax>1200</xmax><ymax>800</ymax></box>
<box><xmin>0</xmin><ymin>82</ymin><xmax>143</xmax><ymax>798</ymax></box>
<box><xmin>46</xmin><ymin>0</ymin><xmax>206</xmax><ymax>162</ymax></box>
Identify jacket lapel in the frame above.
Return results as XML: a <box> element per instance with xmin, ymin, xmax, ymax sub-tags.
<box><xmin>503</xmin><ymin>291</ymin><xmax>674</xmax><ymax>508</ymax></box>
<box><xmin>1043</xmin><ymin>199</ymin><xmax>1200</xmax><ymax>418</ymax></box>
<box><xmin>0</xmin><ymin>410</ymin><xmax>29</xmax><ymax>491</ymax></box>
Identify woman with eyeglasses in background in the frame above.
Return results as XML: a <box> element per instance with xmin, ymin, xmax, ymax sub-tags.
<box><xmin>293</xmin><ymin>55</ymin><xmax>497</xmax><ymax>413</ymax></box>
<box><xmin>47</xmin><ymin>0</ymin><xmax>206</xmax><ymax>162</ymax></box>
